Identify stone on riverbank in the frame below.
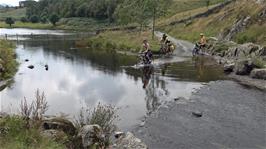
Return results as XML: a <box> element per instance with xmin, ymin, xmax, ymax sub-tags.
<box><xmin>113</xmin><ymin>132</ymin><xmax>147</xmax><ymax>149</ymax></box>
<box><xmin>234</xmin><ymin>59</ymin><xmax>254</xmax><ymax>75</ymax></box>
<box><xmin>250</xmin><ymin>69</ymin><xmax>266</xmax><ymax>80</ymax></box>
<box><xmin>224</xmin><ymin>63</ymin><xmax>235</xmax><ymax>73</ymax></box>
<box><xmin>77</xmin><ymin>124</ymin><xmax>103</xmax><ymax>149</ymax></box>
<box><xmin>42</xmin><ymin>117</ymin><xmax>76</xmax><ymax>136</ymax></box>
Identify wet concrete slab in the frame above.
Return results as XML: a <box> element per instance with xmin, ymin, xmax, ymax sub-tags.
<box><xmin>133</xmin><ymin>81</ymin><xmax>266</xmax><ymax>149</ymax></box>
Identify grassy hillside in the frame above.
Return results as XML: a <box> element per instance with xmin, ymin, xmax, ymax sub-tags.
<box><xmin>0</xmin><ymin>8</ymin><xmax>26</xmax><ymax>21</ymax></box>
<box><xmin>159</xmin><ymin>0</ymin><xmax>266</xmax><ymax>45</ymax></box>
<box><xmin>80</xmin><ymin>30</ymin><xmax>161</xmax><ymax>52</ymax></box>
<box><xmin>167</xmin><ymin>0</ymin><xmax>225</xmax><ymax>16</ymax></box>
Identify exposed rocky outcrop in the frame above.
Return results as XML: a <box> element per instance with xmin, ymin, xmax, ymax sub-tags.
<box><xmin>223</xmin><ymin>16</ymin><xmax>251</xmax><ymax>41</ymax></box>
<box><xmin>225</xmin><ymin>43</ymin><xmax>260</xmax><ymax>58</ymax></box>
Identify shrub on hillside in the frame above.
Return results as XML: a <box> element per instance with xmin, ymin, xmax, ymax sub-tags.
<box><xmin>30</xmin><ymin>15</ymin><xmax>39</xmax><ymax>23</ymax></box>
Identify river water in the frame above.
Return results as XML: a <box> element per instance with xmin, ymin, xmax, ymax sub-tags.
<box><xmin>0</xmin><ymin>28</ymin><xmax>225</xmax><ymax>130</ymax></box>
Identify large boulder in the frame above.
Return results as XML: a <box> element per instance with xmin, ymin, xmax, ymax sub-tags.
<box><xmin>250</xmin><ymin>69</ymin><xmax>266</xmax><ymax>80</ymax></box>
<box><xmin>77</xmin><ymin>124</ymin><xmax>103</xmax><ymax>148</ymax></box>
<box><xmin>234</xmin><ymin>59</ymin><xmax>255</xmax><ymax>75</ymax></box>
<box><xmin>42</xmin><ymin>117</ymin><xmax>76</xmax><ymax>136</ymax></box>
<box><xmin>113</xmin><ymin>132</ymin><xmax>147</xmax><ymax>149</ymax></box>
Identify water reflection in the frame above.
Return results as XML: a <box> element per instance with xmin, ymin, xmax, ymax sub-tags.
<box><xmin>0</xmin><ymin>29</ymin><xmax>225</xmax><ymax>130</ymax></box>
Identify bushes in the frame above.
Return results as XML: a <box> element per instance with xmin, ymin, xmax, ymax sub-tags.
<box><xmin>74</xmin><ymin>103</ymin><xmax>118</xmax><ymax>148</ymax></box>
<box><xmin>30</xmin><ymin>15</ymin><xmax>39</xmax><ymax>23</ymax></box>
<box><xmin>0</xmin><ymin>116</ymin><xmax>65</xmax><ymax>149</ymax></box>
<box><xmin>0</xmin><ymin>40</ymin><xmax>17</xmax><ymax>80</ymax></box>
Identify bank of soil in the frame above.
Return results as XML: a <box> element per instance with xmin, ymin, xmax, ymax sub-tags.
<box><xmin>133</xmin><ymin>80</ymin><xmax>266</xmax><ymax>149</ymax></box>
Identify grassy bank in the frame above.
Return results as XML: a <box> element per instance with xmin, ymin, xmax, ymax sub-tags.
<box><xmin>0</xmin><ymin>116</ymin><xmax>65</xmax><ymax>149</ymax></box>
<box><xmin>0</xmin><ymin>17</ymin><xmax>113</xmax><ymax>31</ymax></box>
<box><xmin>79</xmin><ymin>30</ymin><xmax>161</xmax><ymax>53</ymax></box>
<box><xmin>0</xmin><ymin>21</ymin><xmax>54</xmax><ymax>29</ymax></box>
<box><xmin>0</xmin><ymin>40</ymin><xmax>17</xmax><ymax>80</ymax></box>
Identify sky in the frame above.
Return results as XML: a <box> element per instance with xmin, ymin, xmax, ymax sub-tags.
<box><xmin>0</xmin><ymin>0</ymin><xmax>37</xmax><ymax>6</ymax></box>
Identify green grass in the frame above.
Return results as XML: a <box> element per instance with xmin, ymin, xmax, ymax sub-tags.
<box><xmin>0</xmin><ymin>8</ymin><xmax>26</xmax><ymax>21</ymax></box>
<box><xmin>167</xmin><ymin>0</ymin><xmax>225</xmax><ymax>17</ymax></box>
<box><xmin>57</xmin><ymin>17</ymin><xmax>111</xmax><ymax>31</ymax></box>
<box><xmin>0</xmin><ymin>21</ymin><xmax>54</xmax><ymax>29</ymax></box>
<box><xmin>0</xmin><ymin>40</ymin><xmax>17</xmax><ymax>80</ymax></box>
<box><xmin>0</xmin><ymin>18</ymin><xmax>114</xmax><ymax>31</ymax></box>
<box><xmin>235</xmin><ymin>24</ymin><xmax>266</xmax><ymax>46</ymax></box>
<box><xmin>83</xmin><ymin>30</ymin><xmax>161</xmax><ymax>52</ymax></box>
<box><xmin>0</xmin><ymin>116</ymin><xmax>65</xmax><ymax>149</ymax></box>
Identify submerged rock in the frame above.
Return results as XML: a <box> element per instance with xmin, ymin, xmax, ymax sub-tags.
<box><xmin>250</xmin><ymin>69</ymin><xmax>266</xmax><ymax>80</ymax></box>
<box><xmin>45</xmin><ymin>64</ymin><xmax>49</xmax><ymax>71</ymax></box>
<box><xmin>192</xmin><ymin>111</ymin><xmax>203</xmax><ymax>118</ymax></box>
<box><xmin>28</xmin><ymin>65</ymin><xmax>34</xmax><ymax>69</ymax></box>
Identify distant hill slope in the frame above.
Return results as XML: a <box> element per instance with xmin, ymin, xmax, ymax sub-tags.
<box><xmin>159</xmin><ymin>0</ymin><xmax>266</xmax><ymax>46</ymax></box>
<box><xmin>0</xmin><ymin>8</ymin><xmax>26</xmax><ymax>21</ymax></box>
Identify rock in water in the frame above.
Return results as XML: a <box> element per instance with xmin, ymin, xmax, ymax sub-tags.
<box><xmin>114</xmin><ymin>132</ymin><xmax>147</xmax><ymax>149</ymax></box>
<box><xmin>192</xmin><ymin>111</ymin><xmax>203</xmax><ymax>118</ymax></box>
<box><xmin>250</xmin><ymin>69</ymin><xmax>266</xmax><ymax>80</ymax></box>
<box><xmin>45</xmin><ymin>64</ymin><xmax>49</xmax><ymax>71</ymax></box>
<box><xmin>28</xmin><ymin>65</ymin><xmax>34</xmax><ymax>69</ymax></box>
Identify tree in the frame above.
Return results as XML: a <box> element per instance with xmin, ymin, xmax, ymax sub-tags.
<box><xmin>21</xmin><ymin>17</ymin><xmax>28</xmax><ymax>23</ymax></box>
<box><xmin>40</xmin><ymin>16</ymin><xmax>47</xmax><ymax>23</ymax></box>
<box><xmin>30</xmin><ymin>15</ymin><xmax>39</xmax><ymax>23</ymax></box>
<box><xmin>115</xmin><ymin>0</ymin><xmax>172</xmax><ymax>38</ymax></box>
<box><xmin>49</xmin><ymin>14</ymin><xmax>60</xmax><ymax>26</ymax></box>
<box><xmin>5</xmin><ymin>17</ymin><xmax>15</xmax><ymax>27</ymax></box>
<box><xmin>76</xmin><ymin>3</ymin><xmax>89</xmax><ymax>17</ymax></box>
<box><xmin>206</xmin><ymin>0</ymin><xmax>210</xmax><ymax>10</ymax></box>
